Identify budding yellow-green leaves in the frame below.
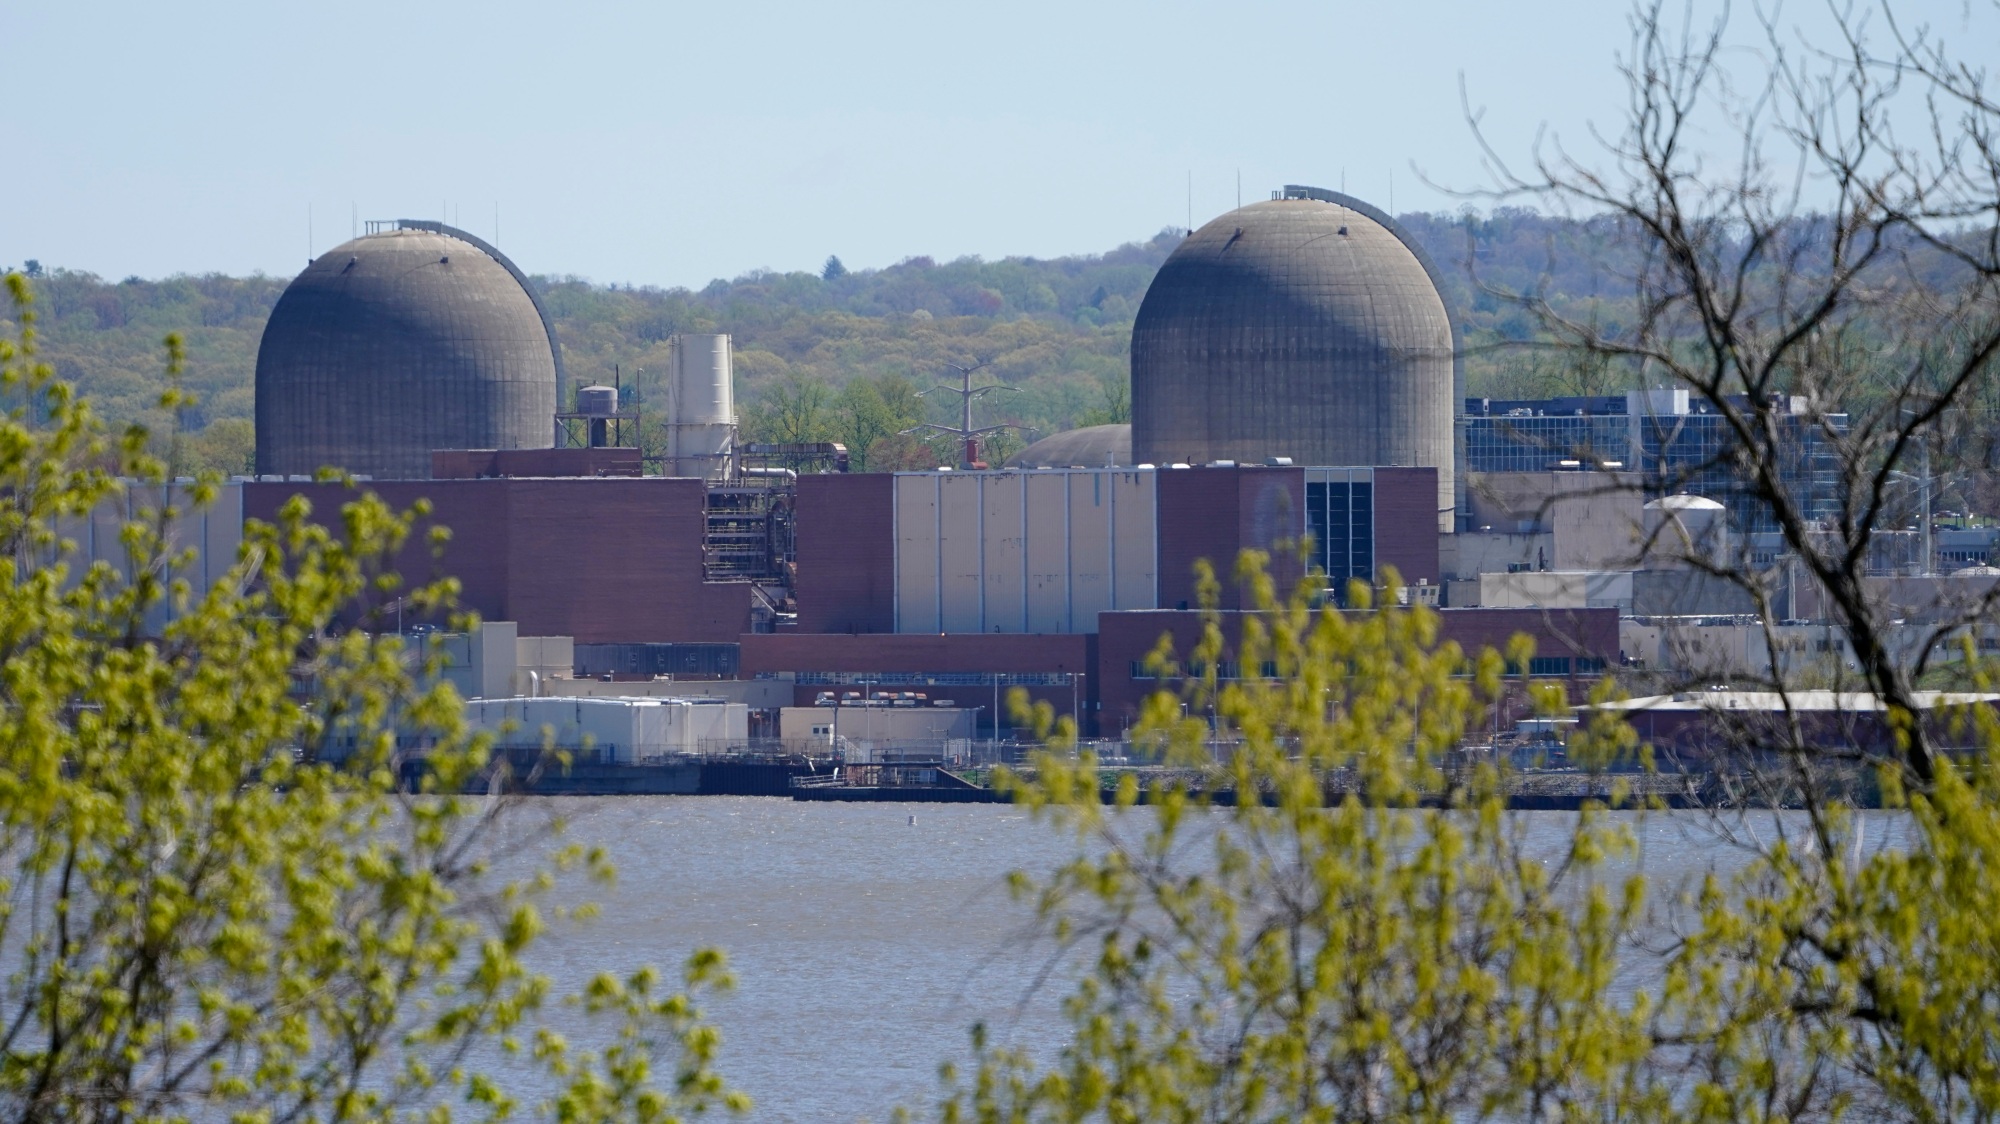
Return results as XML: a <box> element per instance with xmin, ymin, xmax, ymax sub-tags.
<box><xmin>936</xmin><ymin>543</ymin><xmax>2000</xmax><ymax>1120</ymax></box>
<box><xmin>0</xmin><ymin>277</ymin><xmax>744</xmax><ymax>1123</ymax></box>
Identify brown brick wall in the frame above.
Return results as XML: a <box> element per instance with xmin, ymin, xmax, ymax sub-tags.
<box><xmin>244</xmin><ymin>480</ymin><xmax>515</xmax><ymax>623</ymax></box>
<box><xmin>431</xmin><ymin>447</ymin><xmax>643</xmax><ymax>479</ymax></box>
<box><xmin>1156</xmin><ymin>467</ymin><xmax>1310</xmax><ymax>612</ymax></box>
<box><xmin>1424</xmin><ymin>607</ymin><xmax>1618</xmax><ymax>667</ymax></box>
<box><xmin>1156</xmin><ymin>469</ymin><xmax>1243</xmax><ymax>611</ymax></box>
<box><xmin>501</xmin><ymin>478</ymin><xmax>748</xmax><ymax>643</ymax></box>
<box><xmin>244</xmin><ymin>478</ymin><xmax>750</xmax><ymax>644</ymax></box>
<box><xmin>1095</xmin><ymin>606</ymin><xmax>1619</xmax><ymax>736</ymax></box>
<box><xmin>1237</xmin><ymin>467</ymin><xmax>1308</xmax><ymax>597</ymax></box>
<box><xmin>793</xmin><ymin>474</ymin><xmax>895</xmax><ymax>633</ymax></box>
<box><xmin>741</xmin><ymin>631</ymin><xmax>1094</xmax><ymax>675</ymax></box>
<box><xmin>1373</xmin><ymin>467</ymin><xmax>1441</xmax><ymax>584</ymax></box>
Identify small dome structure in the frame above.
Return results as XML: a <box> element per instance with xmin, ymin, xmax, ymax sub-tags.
<box><xmin>1131</xmin><ymin>186</ymin><xmax>1458</xmax><ymax>524</ymax></box>
<box><xmin>1004</xmin><ymin>424</ymin><xmax>1132</xmax><ymax>468</ymax></box>
<box><xmin>1644</xmin><ymin>494</ymin><xmax>1730</xmax><ymax>569</ymax></box>
<box><xmin>255</xmin><ymin>221</ymin><xmax>563</xmax><ymax>479</ymax></box>
<box><xmin>1646</xmin><ymin>494</ymin><xmax>1727</xmax><ymax>513</ymax></box>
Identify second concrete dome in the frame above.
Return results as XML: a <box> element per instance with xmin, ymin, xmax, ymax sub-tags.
<box><xmin>1131</xmin><ymin>188</ymin><xmax>1457</xmax><ymax>521</ymax></box>
<box><xmin>255</xmin><ymin>222</ymin><xmax>561</xmax><ymax>479</ymax></box>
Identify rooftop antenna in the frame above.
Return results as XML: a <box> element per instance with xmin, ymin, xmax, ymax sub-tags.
<box><xmin>906</xmin><ymin>359</ymin><xmax>1024</xmax><ymax>469</ymax></box>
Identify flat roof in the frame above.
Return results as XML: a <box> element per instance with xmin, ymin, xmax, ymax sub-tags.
<box><xmin>1589</xmin><ymin>689</ymin><xmax>2000</xmax><ymax>714</ymax></box>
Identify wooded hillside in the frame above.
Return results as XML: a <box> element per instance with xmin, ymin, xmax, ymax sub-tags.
<box><xmin>0</xmin><ymin>209</ymin><xmax>1838</xmax><ymax>473</ymax></box>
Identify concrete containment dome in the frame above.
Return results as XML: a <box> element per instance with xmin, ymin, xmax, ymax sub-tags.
<box><xmin>255</xmin><ymin>221</ymin><xmax>561</xmax><ymax>479</ymax></box>
<box><xmin>1131</xmin><ymin>186</ymin><xmax>1457</xmax><ymax>523</ymax></box>
<box><xmin>1004</xmin><ymin>423</ymin><xmax>1131</xmax><ymax>468</ymax></box>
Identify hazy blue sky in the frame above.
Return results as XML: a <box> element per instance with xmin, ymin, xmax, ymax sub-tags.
<box><xmin>2</xmin><ymin>1</ymin><xmax>1986</xmax><ymax>288</ymax></box>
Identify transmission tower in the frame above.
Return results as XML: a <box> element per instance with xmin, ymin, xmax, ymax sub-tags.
<box><xmin>904</xmin><ymin>360</ymin><xmax>1024</xmax><ymax>468</ymax></box>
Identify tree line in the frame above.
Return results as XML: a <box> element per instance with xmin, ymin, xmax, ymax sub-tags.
<box><xmin>24</xmin><ymin>199</ymin><xmax>1980</xmax><ymax>477</ymax></box>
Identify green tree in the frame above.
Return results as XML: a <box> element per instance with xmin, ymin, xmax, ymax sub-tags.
<box><xmin>0</xmin><ymin>273</ymin><xmax>744</xmax><ymax>1121</ymax></box>
<box><xmin>171</xmin><ymin>415</ymin><xmax>255</xmax><ymax>476</ymax></box>
<box><xmin>863</xmin><ymin>432</ymin><xmax>949</xmax><ymax>472</ymax></box>
<box><xmin>741</xmin><ymin>370</ymin><xmax>835</xmax><ymax>446</ymax></box>
<box><xmin>836</xmin><ymin>373</ymin><xmax>923</xmax><ymax>471</ymax></box>
<box><xmin>940</xmin><ymin>558</ymin><xmax>1662</xmax><ymax>1121</ymax></box>
<box><xmin>1072</xmin><ymin>374</ymin><xmax>1130</xmax><ymax>428</ymax></box>
<box><xmin>940</xmin><ymin>558</ymin><xmax>2000</xmax><ymax>1121</ymax></box>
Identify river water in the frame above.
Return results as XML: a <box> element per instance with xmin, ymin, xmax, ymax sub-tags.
<box><xmin>511</xmin><ymin>798</ymin><xmax>1899</xmax><ymax>1123</ymax></box>
<box><xmin>520</xmin><ymin>799</ymin><xmax>1079</xmax><ymax>1123</ymax></box>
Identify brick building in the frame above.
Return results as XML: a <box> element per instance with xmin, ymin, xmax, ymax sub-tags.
<box><xmin>1093</xmin><ymin>607</ymin><xmax>1619</xmax><ymax>737</ymax></box>
<box><xmin>243</xmin><ymin>477</ymin><xmax>751</xmax><ymax>644</ymax></box>
<box><xmin>246</xmin><ymin>462</ymin><xmax>1614</xmax><ymax>738</ymax></box>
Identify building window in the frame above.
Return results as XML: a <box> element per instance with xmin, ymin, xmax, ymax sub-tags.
<box><xmin>1307</xmin><ymin>478</ymin><xmax>1374</xmax><ymax>605</ymax></box>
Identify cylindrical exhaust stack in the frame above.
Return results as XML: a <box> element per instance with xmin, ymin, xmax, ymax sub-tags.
<box><xmin>668</xmin><ymin>334</ymin><xmax>736</xmax><ymax>480</ymax></box>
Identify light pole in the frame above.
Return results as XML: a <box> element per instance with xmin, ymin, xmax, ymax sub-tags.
<box><xmin>1888</xmin><ymin>408</ymin><xmax>1938</xmax><ymax>576</ymax></box>
<box><xmin>1887</xmin><ymin>440</ymin><xmax>1936</xmax><ymax>575</ymax></box>
<box><xmin>1071</xmin><ymin>671</ymin><xmax>1085</xmax><ymax>742</ymax></box>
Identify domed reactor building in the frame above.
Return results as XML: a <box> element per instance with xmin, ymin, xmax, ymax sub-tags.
<box><xmin>255</xmin><ymin>220</ymin><xmax>564</xmax><ymax>479</ymax></box>
<box><xmin>1131</xmin><ymin>185</ymin><xmax>1460</xmax><ymax>526</ymax></box>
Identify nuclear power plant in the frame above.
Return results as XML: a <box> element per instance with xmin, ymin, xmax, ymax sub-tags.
<box><xmin>159</xmin><ymin>185</ymin><xmax>1914</xmax><ymax>783</ymax></box>
<box><xmin>211</xmin><ymin>194</ymin><xmax>1620</xmax><ymax>760</ymax></box>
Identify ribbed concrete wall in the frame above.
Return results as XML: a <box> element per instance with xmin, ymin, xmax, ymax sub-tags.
<box><xmin>891</xmin><ymin>469</ymin><xmax>1157</xmax><ymax>634</ymax></box>
<box><xmin>255</xmin><ymin>227</ymin><xmax>557</xmax><ymax>480</ymax></box>
<box><xmin>1131</xmin><ymin>196</ymin><xmax>1455</xmax><ymax>522</ymax></box>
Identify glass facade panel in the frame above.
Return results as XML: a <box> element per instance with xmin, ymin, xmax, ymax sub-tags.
<box><xmin>1464</xmin><ymin>397</ymin><xmax>1849</xmax><ymax>533</ymax></box>
<box><xmin>1306</xmin><ymin>470</ymin><xmax>1375</xmax><ymax>605</ymax></box>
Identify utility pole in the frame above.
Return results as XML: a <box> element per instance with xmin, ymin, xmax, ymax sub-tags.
<box><xmin>1892</xmin><ymin>408</ymin><xmax>1938</xmax><ymax>576</ymax></box>
<box><xmin>904</xmin><ymin>360</ymin><xmax>1023</xmax><ymax>468</ymax></box>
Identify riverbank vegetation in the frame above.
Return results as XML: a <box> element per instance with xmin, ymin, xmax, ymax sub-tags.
<box><xmin>0</xmin><ymin>275</ymin><xmax>745</xmax><ymax>1121</ymax></box>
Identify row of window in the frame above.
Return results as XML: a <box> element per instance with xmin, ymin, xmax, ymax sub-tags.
<box><xmin>1464</xmin><ymin>411</ymin><xmax>1848</xmax><ymax>531</ymax></box>
<box><xmin>1306</xmin><ymin>481</ymin><xmax>1374</xmax><ymax>603</ymax></box>
<box><xmin>1129</xmin><ymin>655</ymin><xmax>1607</xmax><ymax>680</ymax></box>
<box><xmin>792</xmin><ymin>671</ymin><xmax>1076</xmax><ymax>686</ymax></box>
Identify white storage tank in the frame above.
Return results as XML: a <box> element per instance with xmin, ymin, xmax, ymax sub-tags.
<box><xmin>668</xmin><ymin>333</ymin><xmax>736</xmax><ymax>480</ymax></box>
